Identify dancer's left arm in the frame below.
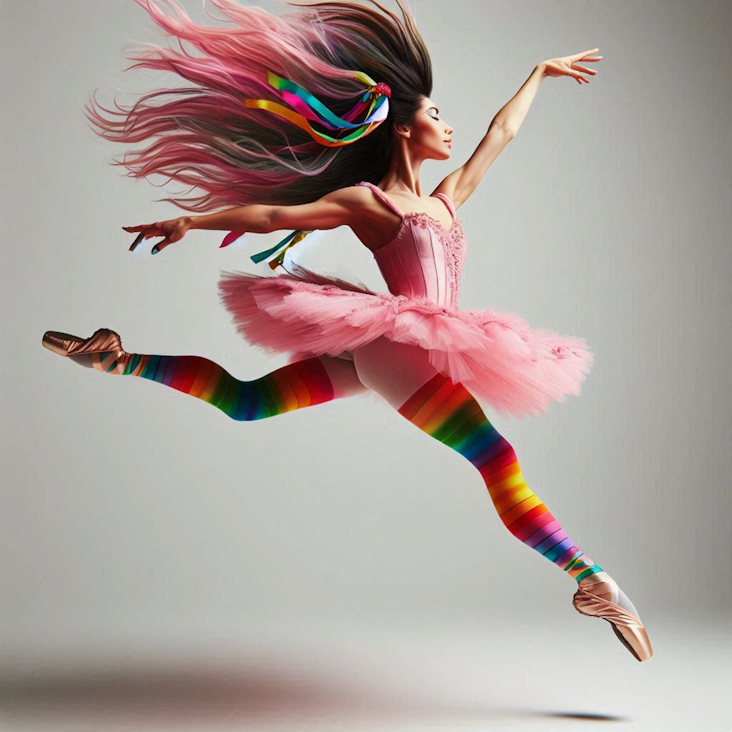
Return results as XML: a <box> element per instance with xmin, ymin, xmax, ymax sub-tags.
<box><xmin>434</xmin><ymin>49</ymin><xmax>602</xmax><ymax>209</ymax></box>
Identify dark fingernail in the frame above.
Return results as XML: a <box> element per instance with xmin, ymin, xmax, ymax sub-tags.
<box><xmin>151</xmin><ymin>246</ymin><xmax>159</xmax><ymax>255</ymax></box>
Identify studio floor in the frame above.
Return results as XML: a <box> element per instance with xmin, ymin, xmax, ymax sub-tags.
<box><xmin>1</xmin><ymin>613</ymin><xmax>728</xmax><ymax>732</ymax></box>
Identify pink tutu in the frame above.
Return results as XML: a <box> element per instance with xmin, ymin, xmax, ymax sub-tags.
<box><xmin>218</xmin><ymin>269</ymin><xmax>594</xmax><ymax>419</ymax></box>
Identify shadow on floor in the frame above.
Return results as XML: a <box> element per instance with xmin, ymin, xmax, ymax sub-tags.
<box><xmin>0</xmin><ymin>660</ymin><xmax>630</xmax><ymax>728</ymax></box>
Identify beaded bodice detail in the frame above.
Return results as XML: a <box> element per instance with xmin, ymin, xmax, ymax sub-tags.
<box><xmin>355</xmin><ymin>181</ymin><xmax>467</xmax><ymax>308</ymax></box>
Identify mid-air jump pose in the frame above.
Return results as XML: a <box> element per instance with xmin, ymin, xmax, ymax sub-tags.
<box><xmin>43</xmin><ymin>0</ymin><xmax>652</xmax><ymax>661</ymax></box>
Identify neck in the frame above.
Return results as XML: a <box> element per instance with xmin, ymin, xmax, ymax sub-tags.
<box><xmin>377</xmin><ymin>138</ymin><xmax>426</xmax><ymax>197</ymax></box>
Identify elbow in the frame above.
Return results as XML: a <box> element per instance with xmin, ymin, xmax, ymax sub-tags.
<box><xmin>501</xmin><ymin>125</ymin><xmax>516</xmax><ymax>140</ymax></box>
<box><xmin>258</xmin><ymin>205</ymin><xmax>278</xmax><ymax>234</ymax></box>
<box><xmin>489</xmin><ymin>121</ymin><xmax>516</xmax><ymax>139</ymax></box>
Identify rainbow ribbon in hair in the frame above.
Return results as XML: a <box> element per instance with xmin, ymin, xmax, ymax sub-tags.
<box><xmin>245</xmin><ymin>69</ymin><xmax>390</xmax><ymax>146</ymax></box>
<box><xmin>220</xmin><ymin>70</ymin><xmax>391</xmax><ymax>269</ymax></box>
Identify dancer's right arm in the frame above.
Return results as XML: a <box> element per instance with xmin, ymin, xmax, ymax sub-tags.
<box><xmin>124</xmin><ymin>187</ymin><xmax>366</xmax><ymax>254</ymax></box>
<box><xmin>191</xmin><ymin>187</ymin><xmax>363</xmax><ymax>234</ymax></box>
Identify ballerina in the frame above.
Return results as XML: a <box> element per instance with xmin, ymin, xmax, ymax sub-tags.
<box><xmin>42</xmin><ymin>0</ymin><xmax>651</xmax><ymax>661</ymax></box>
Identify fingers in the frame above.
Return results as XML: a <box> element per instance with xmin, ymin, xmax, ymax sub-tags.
<box><xmin>123</xmin><ymin>222</ymin><xmax>161</xmax><ymax>233</ymax></box>
<box><xmin>128</xmin><ymin>231</ymin><xmax>147</xmax><ymax>252</ymax></box>
<box><xmin>572</xmin><ymin>48</ymin><xmax>600</xmax><ymax>61</ymax></box>
<box><xmin>149</xmin><ymin>224</ymin><xmax>189</xmax><ymax>255</ymax></box>
<box><xmin>544</xmin><ymin>50</ymin><xmax>601</xmax><ymax>85</ymax></box>
<box><xmin>123</xmin><ymin>224</ymin><xmax>159</xmax><ymax>240</ymax></box>
<box><xmin>567</xmin><ymin>49</ymin><xmax>602</xmax><ymax>84</ymax></box>
<box><xmin>150</xmin><ymin>238</ymin><xmax>171</xmax><ymax>255</ymax></box>
<box><xmin>572</xmin><ymin>63</ymin><xmax>597</xmax><ymax>76</ymax></box>
<box><xmin>124</xmin><ymin>219</ymin><xmax>185</xmax><ymax>255</ymax></box>
<box><xmin>127</xmin><ymin>225</ymin><xmax>162</xmax><ymax>253</ymax></box>
<box><xmin>151</xmin><ymin>231</ymin><xmax>179</xmax><ymax>255</ymax></box>
<box><xmin>568</xmin><ymin>62</ymin><xmax>596</xmax><ymax>84</ymax></box>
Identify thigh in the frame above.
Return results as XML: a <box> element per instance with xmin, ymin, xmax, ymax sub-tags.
<box><xmin>314</xmin><ymin>353</ymin><xmax>370</xmax><ymax>399</ymax></box>
<box><xmin>286</xmin><ymin>349</ymin><xmax>369</xmax><ymax>399</ymax></box>
<box><xmin>351</xmin><ymin>337</ymin><xmax>442</xmax><ymax>410</ymax></box>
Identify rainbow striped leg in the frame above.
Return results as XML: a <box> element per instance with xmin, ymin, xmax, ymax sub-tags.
<box><xmin>76</xmin><ymin>349</ymin><xmax>367</xmax><ymax>420</ymax></box>
<box><xmin>397</xmin><ymin>373</ymin><xmax>604</xmax><ymax>583</ymax></box>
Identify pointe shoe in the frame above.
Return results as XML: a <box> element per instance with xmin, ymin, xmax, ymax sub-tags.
<box><xmin>42</xmin><ymin>328</ymin><xmax>128</xmax><ymax>373</ymax></box>
<box><xmin>573</xmin><ymin>574</ymin><xmax>653</xmax><ymax>662</ymax></box>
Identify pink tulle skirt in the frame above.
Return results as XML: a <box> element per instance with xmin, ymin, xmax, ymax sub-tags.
<box><xmin>217</xmin><ymin>271</ymin><xmax>595</xmax><ymax>419</ymax></box>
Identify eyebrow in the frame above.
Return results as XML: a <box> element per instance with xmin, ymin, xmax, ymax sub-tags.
<box><xmin>429</xmin><ymin>106</ymin><xmax>439</xmax><ymax>114</ymax></box>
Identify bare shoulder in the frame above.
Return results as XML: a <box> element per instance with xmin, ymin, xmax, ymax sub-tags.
<box><xmin>320</xmin><ymin>184</ymin><xmax>379</xmax><ymax>225</ymax></box>
<box><xmin>323</xmin><ymin>184</ymin><xmax>372</xmax><ymax>207</ymax></box>
<box><xmin>268</xmin><ymin>183</ymin><xmax>398</xmax><ymax>251</ymax></box>
<box><xmin>340</xmin><ymin>183</ymin><xmax>402</xmax><ymax>251</ymax></box>
<box><xmin>329</xmin><ymin>183</ymin><xmax>385</xmax><ymax>226</ymax></box>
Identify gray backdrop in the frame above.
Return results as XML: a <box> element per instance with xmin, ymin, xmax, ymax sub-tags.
<box><xmin>2</xmin><ymin>1</ymin><xmax>730</xmax><ymax>730</ymax></box>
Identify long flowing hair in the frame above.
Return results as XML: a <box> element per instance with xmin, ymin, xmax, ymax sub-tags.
<box><xmin>85</xmin><ymin>0</ymin><xmax>433</xmax><ymax>212</ymax></box>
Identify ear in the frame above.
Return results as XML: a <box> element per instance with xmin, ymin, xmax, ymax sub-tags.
<box><xmin>393</xmin><ymin>122</ymin><xmax>411</xmax><ymax>140</ymax></box>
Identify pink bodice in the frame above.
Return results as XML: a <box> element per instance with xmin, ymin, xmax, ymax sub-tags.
<box><xmin>355</xmin><ymin>181</ymin><xmax>467</xmax><ymax>308</ymax></box>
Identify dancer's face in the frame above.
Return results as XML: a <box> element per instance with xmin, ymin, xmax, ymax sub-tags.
<box><xmin>402</xmin><ymin>96</ymin><xmax>454</xmax><ymax>160</ymax></box>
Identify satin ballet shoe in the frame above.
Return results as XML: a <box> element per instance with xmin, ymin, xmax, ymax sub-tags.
<box><xmin>572</xmin><ymin>574</ymin><xmax>653</xmax><ymax>662</ymax></box>
<box><xmin>42</xmin><ymin>328</ymin><xmax>129</xmax><ymax>373</ymax></box>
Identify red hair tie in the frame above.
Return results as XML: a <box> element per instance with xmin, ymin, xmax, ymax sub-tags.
<box><xmin>373</xmin><ymin>82</ymin><xmax>392</xmax><ymax>99</ymax></box>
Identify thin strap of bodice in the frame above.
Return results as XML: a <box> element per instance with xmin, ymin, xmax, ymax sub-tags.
<box><xmin>357</xmin><ymin>181</ymin><xmax>456</xmax><ymax>224</ymax></box>
<box><xmin>432</xmin><ymin>192</ymin><xmax>456</xmax><ymax>220</ymax></box>
<box><xmin>355</xmin><ymin>181</ymin><xmax>405</xmax><ymax>218</ymax></box>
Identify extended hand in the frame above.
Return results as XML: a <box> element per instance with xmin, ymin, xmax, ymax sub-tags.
<box><xmin>123</xmin><ymin>216</ymin><xmax>194</xmax><ymax>255</ymax></box>
<box><xmin>541</xmin><ymin>48</ymin><xmax>602</xmax><ymax>84</ymax></box>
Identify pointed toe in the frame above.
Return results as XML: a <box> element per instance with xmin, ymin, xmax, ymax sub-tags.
<box><xmin>573</xmin><ymin>577</ymin><xmax>653</xmax><ymax>662</ymax></box>
<box><xmin>42</xmin><ymin>328</ymin><xmax>125</xmax><ymax>361</ymax></box>
<box><xmin>42</xmin><ymin>331</ymin><xmax>84</xmax><ymax>356</ymax></box>
<box><xmin>611</xmin><ymin>621</ymin><xmax>653</xmax><ymax>663</ymax></box>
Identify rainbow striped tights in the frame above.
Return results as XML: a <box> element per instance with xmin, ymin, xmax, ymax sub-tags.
<box><xmin>396</xmin><ymin>372</ymin><xmax>603</xmax><ymax>582</ymax></box>
<box><xmin>352</xmin><ymin>338</ymin><xmax>604</xmax><ymax>584</ymax></box>
<box><xmin>75</xmin><ymin>348</ymin><xmax>368</xmax><ymax>419</ymax></box>
<box><xmin>72</xmin><ymin>337</ymin><xmax>602</xmax><ymax>583</ymax></box>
